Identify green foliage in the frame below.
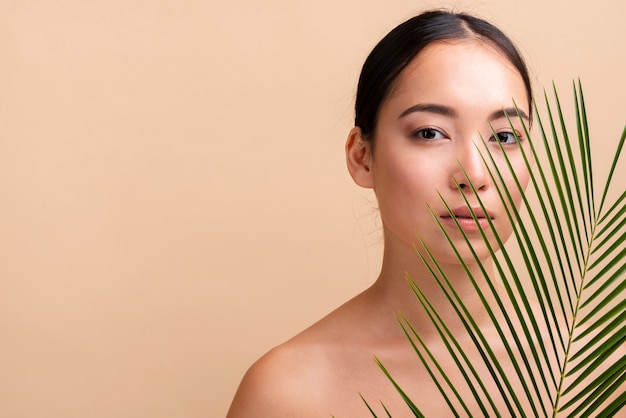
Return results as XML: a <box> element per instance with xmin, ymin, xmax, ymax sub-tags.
<box><xmin>366</xmin><ymin>82</ymin><xmax>626</xmax><ymax>416</ymax></box>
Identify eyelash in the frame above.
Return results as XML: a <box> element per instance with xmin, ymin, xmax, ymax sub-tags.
<box><xmin>490</xmin><ymin>131</ymin><xmax>523</xmax><ymax>145</ymax></box>
<box><xmin>410</xmin><ymin>128</ymin><xmax>523</xmax><ymax>145</ymax></box>
<box><xmin>411</xmin><ymin>127</ymin><xmax>447</xmax><ymax>140</ymax></box>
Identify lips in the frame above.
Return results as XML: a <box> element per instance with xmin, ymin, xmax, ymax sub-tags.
<box><xmin>440</xmin><ymin>206</ymin><xmax>493</xmax><ymax>231</ymax></box>
<box><xmin>448</xmin><ymin>206</ymin><xmax>492</xmax><ymax>219</ymax></box>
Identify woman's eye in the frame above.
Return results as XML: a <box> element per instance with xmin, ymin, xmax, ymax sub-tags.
<box><xmin>491</xmin><ymin>131</ymin><xmax>519</xmax><ymax>144</ymax></box>
<box><xmin>412</xmin><ymin>128</ymin><xmax>445</xmax><ymax>140</ymax></box>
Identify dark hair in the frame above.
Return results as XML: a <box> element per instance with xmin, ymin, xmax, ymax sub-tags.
<box><xmin>355</xmin><ymin>10</ymin><xmax>532</xmax><ymax>143</ymax></box>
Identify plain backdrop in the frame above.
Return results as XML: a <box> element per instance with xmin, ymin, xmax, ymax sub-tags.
<box><xmin>0</xmin><ymin>0</ymin><xmax>624</xmax><ymax>417</ymax></box>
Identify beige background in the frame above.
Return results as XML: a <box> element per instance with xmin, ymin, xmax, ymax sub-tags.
<box><xmin>0</xmin><ymin>0</ymin><xmax>624</xmax><ymax>417</ymax></box>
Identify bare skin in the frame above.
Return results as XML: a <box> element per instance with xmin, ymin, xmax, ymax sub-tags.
<box><xmin>227</xmin><ymin>40</ymin><xmax>617</xmax><ymax>416</ymax></box>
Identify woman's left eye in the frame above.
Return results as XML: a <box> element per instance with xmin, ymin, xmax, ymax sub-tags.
<box><xmin>491</xmin><ymin>131</ymin><xmax>519</xmax><ymax>144</ymax></box>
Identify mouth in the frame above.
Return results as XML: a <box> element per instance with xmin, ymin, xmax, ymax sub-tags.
<box><xmin>440</xmin><ymin>206</ymin><xmax>493</xmax><ymax>231</ymax></box>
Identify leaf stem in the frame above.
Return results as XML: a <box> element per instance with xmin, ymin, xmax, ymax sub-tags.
<box><xmin>553</xmin><ymin>224</ymin><xmax>596</xmax><ymax>416</ymax></box>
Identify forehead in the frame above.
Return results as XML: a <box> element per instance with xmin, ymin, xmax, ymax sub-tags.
<box><xmin>385</xmin><ymin>39</ymin><xmax>528</xmax><ymax>113</ymax></box>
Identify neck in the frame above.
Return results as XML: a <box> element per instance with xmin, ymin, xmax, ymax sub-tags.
<box><xmin>367</xmin><ymin>238</ymin><xmax>497</xmax><ymax>341</ymax></box>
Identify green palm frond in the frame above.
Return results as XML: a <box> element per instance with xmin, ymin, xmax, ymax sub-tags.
<box><xmin>365</xmin><ymin>81</ymin><xmax>626</xmax><ymax>416</ymax></box>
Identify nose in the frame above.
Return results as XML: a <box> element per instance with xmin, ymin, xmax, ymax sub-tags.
<box><xmin>449</xmin><ymin>140</ymin><xmax>490</xmax><ymax>192</ymax></box>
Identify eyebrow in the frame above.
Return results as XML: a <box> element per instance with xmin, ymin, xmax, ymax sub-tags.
<box><xmin>489</xmin><ymin>107</ymin><xmax>530</xmax><ymax>122</ymax></box>
<box><xmin>399</xmin><ymin>103</ymin><xmax>456</xmax><ymax>118</ymax></box>
<box><xmin>399</xmin><ymin>103</ymin><xmax>530</xmax><ymax>122</ymax></box>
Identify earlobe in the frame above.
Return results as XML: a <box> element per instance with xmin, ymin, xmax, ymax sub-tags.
<box><xmin>345</xmin><ymin>126</ymin><xmax>374</xmax><ymax>188</ymax></box>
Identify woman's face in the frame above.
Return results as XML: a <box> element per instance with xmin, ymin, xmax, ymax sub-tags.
<box><xmin>366</xmin><ymin>40</ymin><xmax>531</xmax><ymax>264</ymax></box>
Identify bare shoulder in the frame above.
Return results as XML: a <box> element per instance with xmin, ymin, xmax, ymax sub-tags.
<box><xmin>227</xmin><ymin>295</ymin><xmax>374</xmax><ymax>417</ymax></box>
<box><xmin>227</xmin><ymin>339</ymin><xmax>326</xmax><ymax>417</ymax></box>
<box><xmin>226</xmin><ymin>306</ymin><xmax>358</xmax><ymax>417</ymax></box>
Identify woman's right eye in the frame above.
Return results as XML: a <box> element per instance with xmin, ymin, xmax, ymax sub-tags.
<box><xmin>411</xmin><ymin>128</ymin><xmax>446</xmax><ymax>140</ymax></box>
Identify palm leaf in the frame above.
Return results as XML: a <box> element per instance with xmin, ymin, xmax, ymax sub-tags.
<box><xmin>362</xmin><ymin>82</ymin><xmax>626</xmax><ymax>416</ymax></box>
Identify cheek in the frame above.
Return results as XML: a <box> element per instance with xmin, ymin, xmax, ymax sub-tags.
<box><xmin>495</xmin><ymin>170</ymin><xmax>529</xmax><ymax>245</ymax></box>
<box><xmin>373</xmin><ymin>157</ymin><xmax>443</xmax><ymax>215</ymax></box>
<box><xmin>374</xmin><ymin>151</ymin><xmax>425</xmax><ymax>190</ymax></box>
<box><xmin>497</xmin><ymin>154</ymin><xmax>531</xmax><ymax>207</ymax></box>
<box><xmin>514</xmin><ymin>163</ymin><xmax>531</xmax><ymax>202</ymax></box>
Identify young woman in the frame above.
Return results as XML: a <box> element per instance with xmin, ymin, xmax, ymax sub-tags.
<box><xmin>228</xmin><ymin>10</ymin><xmax>535</xmax><ymax>416</ymax></box>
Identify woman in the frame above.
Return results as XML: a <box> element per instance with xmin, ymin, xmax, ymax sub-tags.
<box><xmin>228</xmin><ymin>10</ymin><xmax>535</xmax><ymax>416</ymax></box>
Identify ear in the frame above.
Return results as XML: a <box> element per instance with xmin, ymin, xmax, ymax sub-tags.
<box><xmin>345</xmin><ymin>126</ymin><xmax>374</xmax><ymax>188</ymax></box>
